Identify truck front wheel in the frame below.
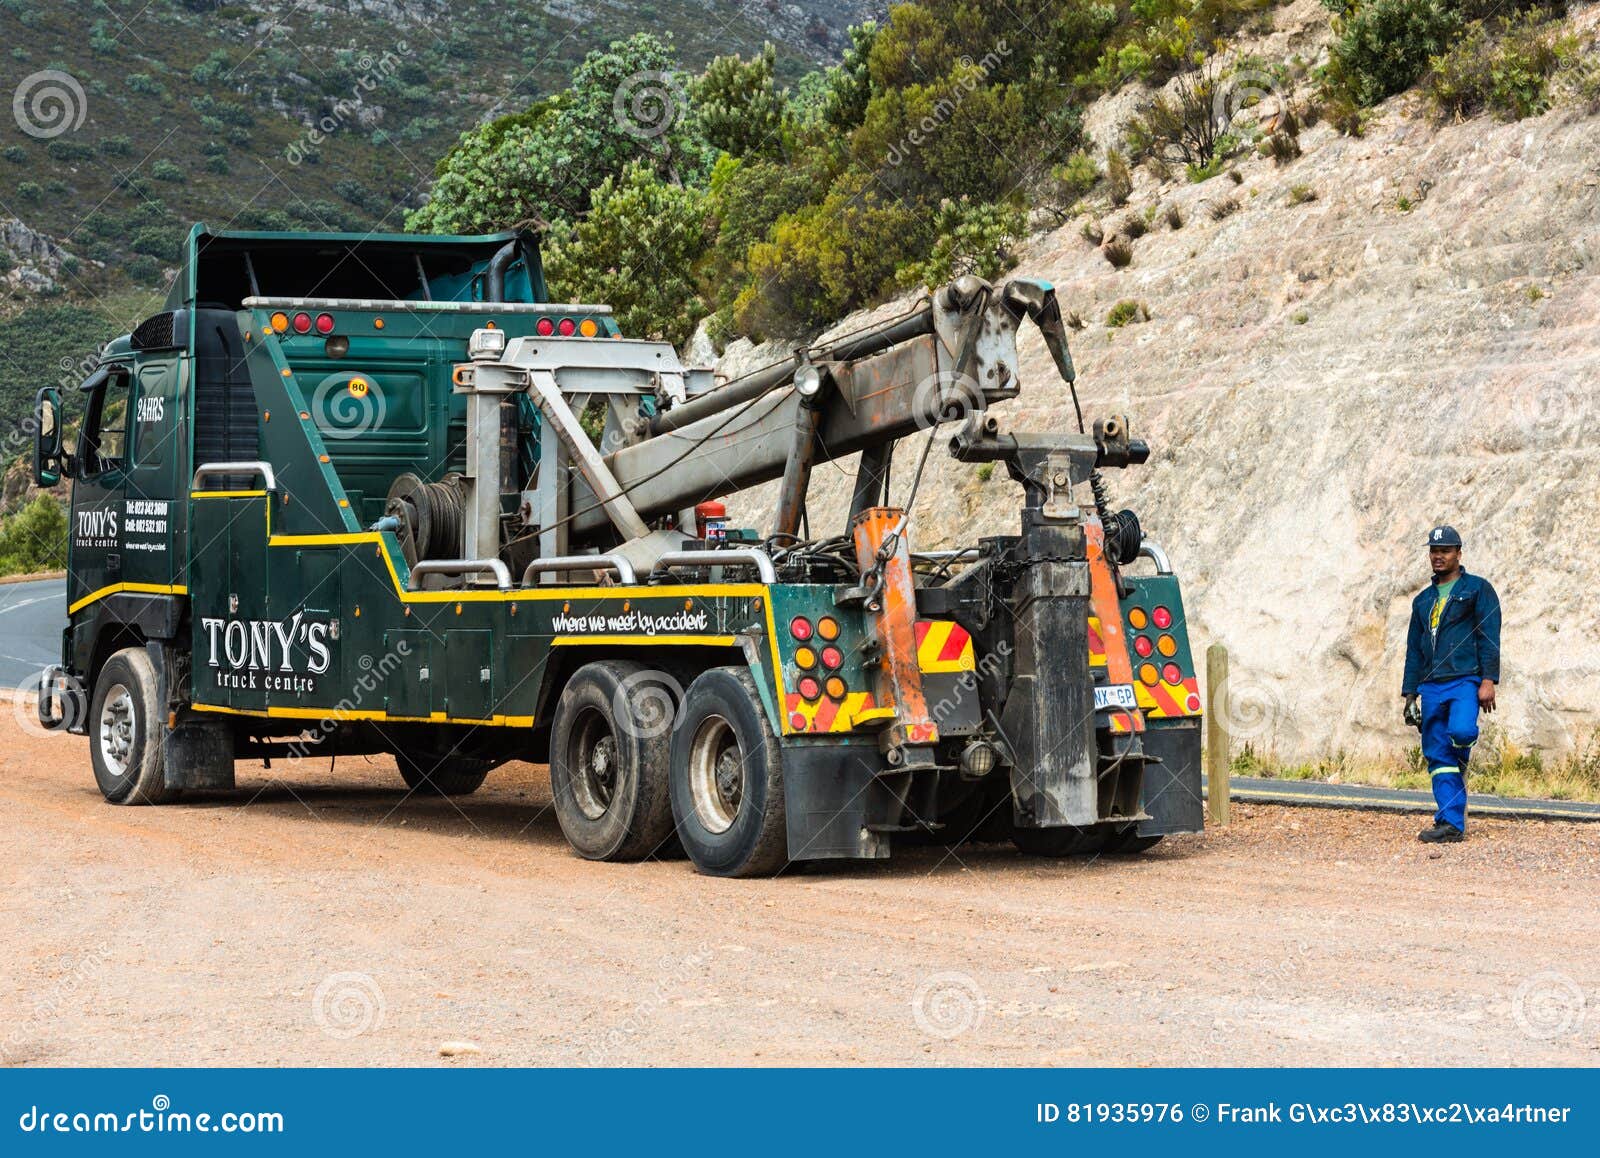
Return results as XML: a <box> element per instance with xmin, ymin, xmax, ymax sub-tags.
<box><xmin>668</xmin><ymin>666</ymin><xmax>787</xmax><ymax>878</ymax></box>
<box><xmin>90</xmin><ymin>647</ymin><xmax>181</xmax><ymax>806</ymax></box>
<box><xmin>549</xmin><ymin>660</ymin><xmax>677</xmax><ymax>861</ymax></box>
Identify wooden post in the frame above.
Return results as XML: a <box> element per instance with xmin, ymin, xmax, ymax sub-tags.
<box><xmin>1206</xmin><ymin>642</ymin><xmax>1231</xmax><ymax>826</ymax></box>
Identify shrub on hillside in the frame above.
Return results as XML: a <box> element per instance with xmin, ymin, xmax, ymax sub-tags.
<box><xmin>1321</xmin><ymin>0</ymin><xmax>1460</xmax><ymax>107</ymax></box>
<box><xmin>1426</xmin><ymin>11</ymin><xmax>1575</xmax><ymax>122</ymax></box>
<box><xmin>895</xmin><ymin>199</ymin><xmax>1027</xmax><ymax>290</ymax></box>
<box><xmin>690</xmin><ymin>44</ymin><xmax>788</xmax><ymax>162</ymax></box>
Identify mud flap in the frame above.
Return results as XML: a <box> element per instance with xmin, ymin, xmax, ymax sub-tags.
<box><xmin>1000</xmin><ymin>560</ymin><xmax>1098</xmax><ymax>828</ymax></box>
<box><xmin>164</xmin><ymin>714</ymin><xmax>237</xmax><ymax>791</ymax></box>
<box><xmin>781</xmin><ymin>741</ymin><xmax>893</xmax><ymax>862</ymax></box>
<box><xmin>1137</xmin><ymin>718</ymin><xmax>1204</xmax><ymax>836</ymax></box>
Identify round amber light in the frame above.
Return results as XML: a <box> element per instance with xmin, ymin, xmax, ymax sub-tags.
<box><xmin>1157</xmin><ymin>634</ymin><xmax>1177</xmax><ymax>657</ymax></box>
<box><xmin>1127</xmin><ymin>607</ymin><xmax>1148</xmax><ymax>630</ymax></box>
<box><xmin>817</xmin><ymin>616</ymin><xmax>841</xmax><ymax>641</ymax></box>
<box><xmin>794</xmin><ymin>646</ymin><xmax>817</xmax><ymax>669</ymax></box>
<box><xmin>269</xmin><ymin>312</ymin><xmax>289</xmax><ymax>333</ymax></box>
<box><xmin>825</xmin><ymin>677</ymin><xmax>847</xmax><ymax>700</ymax></box>
<box><xmin>1138</xmin><ymin>663</ymin><xmax>1159</xmax><ymax>686</ymax></box>
<box><xmin>579</xmin><ymin>318</ymin><xmax>599</xmax><ymax>337</ymax></box>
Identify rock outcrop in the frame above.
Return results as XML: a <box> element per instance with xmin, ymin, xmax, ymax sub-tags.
<box><xmin>714</xmin><ymin>4</ymin><xmax>1600</xmax><ymax>761</ymax></box>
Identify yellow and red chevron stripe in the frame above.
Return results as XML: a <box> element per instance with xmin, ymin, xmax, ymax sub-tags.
<box><xmin>915</xmin><ymin>619</ymin><xmax>975</xmax><ymax>673</ymax></box>
<box><xmin>1088</xmin><ymin>616</ymin><xmax>1107</xmax><ymax>667</ymax></box>
<box><xmin>1136</xmin><ymin>675</ymin><xmax>1202</xmax><ymax>718</ymax></box>
<box><xmin>784</xmin><ymin>690</ymin><xmax>882</xmax><ymax>733</ymax></box>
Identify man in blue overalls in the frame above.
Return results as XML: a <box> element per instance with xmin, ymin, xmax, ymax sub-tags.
<box><xmin>1401</xmin><ymin>526</ymin><xmax>1501</xmax><ymax>843</ymax></box>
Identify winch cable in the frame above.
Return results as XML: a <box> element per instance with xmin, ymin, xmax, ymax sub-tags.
<box><xmin>523</xmin><ymin>377</ymin><xmax>791</xmax><ymax>545</ymax></box>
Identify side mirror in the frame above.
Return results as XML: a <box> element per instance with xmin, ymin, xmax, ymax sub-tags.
<box><xmin>33</xmin><ymin>386</ymin><xmax>62</xmax><ymax>487</ymax></box>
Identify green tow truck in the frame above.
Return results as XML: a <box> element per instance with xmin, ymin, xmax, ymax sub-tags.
<box><xmin>33</xmin><ymin>226</ymin><xmax>1203</xmax><ymax>876</ymax></box>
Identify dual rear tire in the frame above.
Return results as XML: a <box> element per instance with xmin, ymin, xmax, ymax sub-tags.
<box><xmin>549</xmin><ymin>662</ymin><xmax>787</xmax><ymax>877</ymax></box>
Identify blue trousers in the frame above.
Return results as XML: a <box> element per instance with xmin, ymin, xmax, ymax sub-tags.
<box><xmin>1418</xmin><ymin>676</ymin><xmax>1480</xmax><ymax>830</ymax></box>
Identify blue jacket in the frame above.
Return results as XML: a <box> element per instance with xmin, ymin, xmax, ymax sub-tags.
<box><xmin>1402</xmin><ymin>568</ymin><xmax>1501</xmax><ymax>694</ymax></box>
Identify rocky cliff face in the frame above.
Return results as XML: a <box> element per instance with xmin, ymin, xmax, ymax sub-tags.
<box><xmin>716</xmin><ymin>3</ymin><xmax>1600</xmax><ymax>761</ymax></box>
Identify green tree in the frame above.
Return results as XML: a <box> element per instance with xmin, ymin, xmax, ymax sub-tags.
<box><xmin>407</xmin><ymin>34</ymin><xmax>711</xmax><ymax>234</ymax></box>
<box><xmin>544</xmin><ymin>164</ymin><xmax>714</xmax><ymax>347</ymax></box>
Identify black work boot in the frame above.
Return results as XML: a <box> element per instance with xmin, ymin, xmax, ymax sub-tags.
<box><xmin>1418</xmin><ymin>822</ymin><xmax>1464</xmax><ymax>843</ymax></box>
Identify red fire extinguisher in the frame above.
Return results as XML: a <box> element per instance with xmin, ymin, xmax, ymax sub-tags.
<box><xmin>695</xmin><ymin>501</ymin><xmax>728</xmax><ymax>546</ymax></box>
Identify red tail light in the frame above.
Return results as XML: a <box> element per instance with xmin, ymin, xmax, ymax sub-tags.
<box><xmin>1133</xmin><ymin>635</ymin><xmax>1154</xmax><ymax>658</ymax></box>
<box><xmin>315</xmin><ymin>313</ymin><xmax>335</xmax><ymax>335</ymax></box>
<box><xmin>1162</xmin><ymin>662</ymin><xmax>1182</xmax><ymax>684</ymax></box>
<box><xmin>292</xmin><ymin>312</ymin><xmax>312</xmax><ymax>334</ymax></box>
<box><xmin>1152</xmin><ymin>606</ymin><xmax>1173</xmax><ymax>629</ymax></box>
<box><xmin>536</xmin><ymin>317</ymin><xmax>555</xmax><ymax>336</ymax></box>
<box><xmin>798</xmin><ymin>676</ymin><xmax>821</xmax><ymax>701</ymax></box>
<box><xmin>820</xmin><ymin>646</ymin><xmax>843</xmax><ymax>670</ymax></box>
<box><xmin>557</xmin><ymin>318</ymin><xmax>576</xmax><ymax>336</ymax></box>
<box><xmin>789</xmin><ymin>617</ymin><xmax>813</xmax><ymax>641</ymax></box>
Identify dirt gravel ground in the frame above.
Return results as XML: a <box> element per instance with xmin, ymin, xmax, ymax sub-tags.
<box><xmin>2</xmin><ymin>710</ymin><xmax>1597</xmax><ymax>1068</ymax></box>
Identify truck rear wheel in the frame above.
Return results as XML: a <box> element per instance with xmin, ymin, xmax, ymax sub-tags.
<box><xmin>1011</xmin><ymin>825</ymin><xmax>1094</xmax><ymax>857</ymax></box>
<box><xmin>549</xmin><ymin>660</ymin><xmax>677</xmax><ymax>861</ymax></box>
<box><xmin>90</xmin><ymin>647</ymin><xmax>181</xmax><ymax>806</ymax></box>
<box><xmin>668</xmin><ymin>666</ymin><xmax>787</xmax><ymax>878</ymax></box>
<box><xmin>396</xmin><ymin>750</ymin><xmax>491</xmax><ymax>796</ymax></box>
<box><xmin>1102</xmin><ymin>825</ymin><xmax>1163</xmax><ymax>853</ymax></box>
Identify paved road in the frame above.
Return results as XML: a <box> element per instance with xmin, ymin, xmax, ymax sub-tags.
<box><xmin>1219</xmin><ymin>775</ymin><xmax>1600</xmax><ymax>823</ymax></box>
<box><xmin>0</xmin><ymin>578</ymin><xmax>62</xmax><ymax>688</ymax></box>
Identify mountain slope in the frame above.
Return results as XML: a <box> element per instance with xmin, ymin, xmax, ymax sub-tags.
<box><xmin>722</xmin><ymin>2</ymin><xmax>1600</xmax><ymax>762</ymax></box>
<box><xmin>0</xmin><ymin>0</ymin><xmax>877</xmax><ymax>296</ymax></box>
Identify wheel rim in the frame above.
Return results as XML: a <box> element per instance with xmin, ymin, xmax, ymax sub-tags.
<box><xmin>98</xmin><ymin>682</ymin><xmax>136</xmax><ymax>777</ymax></box>
<box><xmin>568</xmin><ymin>707</ymin><xmax>619</xmax><ymax>821</ymax></box>
<box><xmin>687</xmin><ymin>714</ymin><xmax>743</xmax><ymax>834</ymax></box>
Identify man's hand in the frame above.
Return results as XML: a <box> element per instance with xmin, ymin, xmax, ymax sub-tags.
<box><xmin>1403</xmin><ymin>694</ymin><xmax>1421</xmax><ymax>728</ymax></box>
<box><xmin>1479</xmin><ymin>679</ymin><xmax>1497</xmax><ymax>713</ymax></box>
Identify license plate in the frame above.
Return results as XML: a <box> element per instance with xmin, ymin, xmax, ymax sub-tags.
<box><xmin>1094</xmin><ymin>684</ymin><xmax>1137</xmax><ymax>710</ymax></box>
